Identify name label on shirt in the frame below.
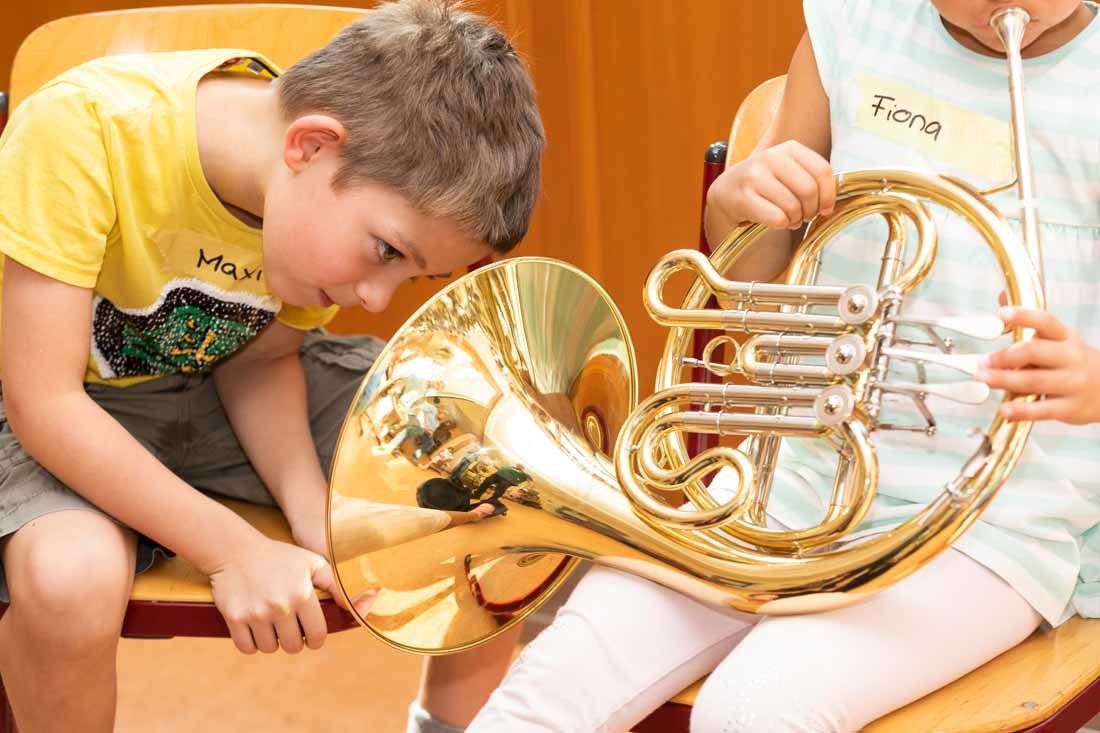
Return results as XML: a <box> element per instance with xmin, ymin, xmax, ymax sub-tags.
<box><xmin>154</xmin><ymin>229</ymin><xmax>267</xmax><ymax>290</ymax></box>
<box><xmin>854</xmin><ymin>73</ymin><xmax>1012</xmax><ymax>184</ymax></box>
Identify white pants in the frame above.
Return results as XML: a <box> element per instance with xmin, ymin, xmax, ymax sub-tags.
<box><xmin>468</xmin><ymin>548</ymin><xmax>1042</xmax><ymax>733</ymax></box>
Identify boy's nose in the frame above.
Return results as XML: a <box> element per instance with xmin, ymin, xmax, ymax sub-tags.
<box><xmin>355</xmin><ymin>279</ymin><xmax>397</xmax><ymax>313</ymax></box>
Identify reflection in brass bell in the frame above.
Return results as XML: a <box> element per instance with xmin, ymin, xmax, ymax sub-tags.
<box><xmin>326</xmin><ymin>258</ymin><xmax>637</xmax><ymax>654</ymax></box>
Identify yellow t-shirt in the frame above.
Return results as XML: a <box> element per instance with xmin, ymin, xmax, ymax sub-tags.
<box><xmin>0</xmin><ymin>49</ymin><xmax>339</xmax><ymax>387</ymax></box>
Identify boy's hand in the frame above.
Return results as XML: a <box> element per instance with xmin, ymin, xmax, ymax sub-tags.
<box><xmin>976</xmin><ymin>306</ymin><xmax>1100</xmax><ymax>425</ymax></box>
<box><xmin>707</xmin><ymin>140</ymin><xmax>837</xmax><ymax>231</ymax></box>
<box><xmin>209</xmin><ymin>536</ymin><xmax>339</xmax><ymax>654</ymax></box>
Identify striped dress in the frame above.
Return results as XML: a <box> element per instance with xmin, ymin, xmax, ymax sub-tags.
<box><xmin>765</xmin><ymin>0</ymin><xmax>1100</xmax><ymax>626</ymax></box>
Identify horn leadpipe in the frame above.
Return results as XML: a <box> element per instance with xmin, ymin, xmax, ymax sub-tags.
<box><xmin>991</xmin><ymin>7</ymin><xmax>1045</xmax><ymax>289</ymax></box>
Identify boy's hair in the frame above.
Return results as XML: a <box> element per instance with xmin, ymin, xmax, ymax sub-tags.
<box><xmin>276</xmin><ymin>0</ymin><xmax>544</xmax><ymax>253</ymax></box>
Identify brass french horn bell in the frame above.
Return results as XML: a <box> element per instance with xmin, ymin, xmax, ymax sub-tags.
<box><xmin>326</xmin><ymin>7</ymin><xmax>1044</xmax><ymax>655</ymax></box>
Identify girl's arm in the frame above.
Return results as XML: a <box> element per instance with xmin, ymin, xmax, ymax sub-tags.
<box><xmin>704</xmin><ymin>31</ymin><xmax>835</xmax><ymax>283</ymax></box>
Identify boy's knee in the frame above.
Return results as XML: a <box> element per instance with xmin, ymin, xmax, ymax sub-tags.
<box><xmin>6</xmin><ymin>519</ymin><xmax>133</xmax><ymax>639</ymax></box>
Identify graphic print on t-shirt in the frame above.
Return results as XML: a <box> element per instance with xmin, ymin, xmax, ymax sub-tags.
<box><xmin>90</xmin><ymin>278</ymin><xmax>279</xmax><ymax>378</ymax></box>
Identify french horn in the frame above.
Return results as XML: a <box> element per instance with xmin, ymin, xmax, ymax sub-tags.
<box><xmin>326</xmin><ymin>7</ymin><xmax>1045</xmax><ymax>654</ymax></box>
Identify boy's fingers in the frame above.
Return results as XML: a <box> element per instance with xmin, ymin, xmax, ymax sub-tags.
<box><xmin>351</xmin><ymin>589</ymin><xmax>380</xmax><ymax>617</ymax></box>
<box><xmin>998</xmin><ymin>290</ymin><xmax>1008</xmax><ymax>308</ymax></box>
<box><xmin>298</xmin><ymin>599</ymin><xmax>328</xmax><ymax>650</ymax></box>
<box><xmin>227</xmin><ymin>621</ymin><xmax>258</xmax><ymax>655</ymax></box>
<box><xmin>311</xmin><ymin>559</ymin><xmax>340</xmax><ymax>596</ymax></box>
<box><xmin>251</xmin><ymin>622</ymin><xmax>280</xmax><ymax>654</ymax></box>
<box><xmin>311</xmin><ymin>559</ymin><xmax>352</xmax><ymax>612</ymax></box>
<box><xmin>274</xmin><ymin>614</ymin><xmax>306</xmax><ymax>654</ymax></box>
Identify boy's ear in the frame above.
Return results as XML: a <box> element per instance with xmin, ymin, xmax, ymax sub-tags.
<box><xmin>283</xmin><ymin>115</ymin><xmax>346</xmax><ymax>172</ymax></box>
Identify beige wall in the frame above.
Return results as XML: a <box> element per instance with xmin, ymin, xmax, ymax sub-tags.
<box><xmin>2</xmin><ymin>0</ymin><xmax>805</xmax><ymax>394</ymax></box>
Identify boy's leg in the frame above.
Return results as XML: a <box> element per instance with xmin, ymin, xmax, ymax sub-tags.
<box><xmin>0</xmin><ymin>510</ymin><xmax>136</xmax><ymax>733</ymax></box>
<box><xmin>0</xmin><ymin>379</ymin><xmax>189</xmax><ymax>732</ymax></box>
<box><xmin>410</xmin><ymin>623</ymin><xmax>525</xmax><ymax>731</ymax></box>
<box><xmin>689</xmin><ymin>548</ymin><xmax>1042</xmax><ymax>733</ymax></box>
<box><xmin>409</xmin><ymin>566</ymin><xmax>589</xmax><ymax>732</ymax></box>
<box><xmin>468</xmin><ymin>566</ymin><xmax>756</xmax><ymax>733</ymax></box>
<box><xmin>176</xmin><ymin>332</ymin><xmax>386</xmax><ymax>506</ymax></box>
<box><xmin>296</xmin><ymin>332</ymin><xmax>524</xmax><ymax>730</ymax></box>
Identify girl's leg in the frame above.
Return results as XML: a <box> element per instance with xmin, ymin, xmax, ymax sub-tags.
<box><xmin>690</xmin><ymin>548</ymin><xmax>1042</xmax><ymax>733</ymax></box>
<box><xmin>468</xmin><ymin>566</ymin><xmax>759</xmax><ymax>733</ymax></box>
<box><xmin>0</xmin><ymin>510</ymin><xmax>136</xmax><ymax>733</ymax></box>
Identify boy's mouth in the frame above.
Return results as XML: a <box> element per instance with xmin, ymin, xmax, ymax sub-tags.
<box><xmin>319</xmin><ymin>289</ymin><xmax>335</xmax><ymax>307</ymax></box>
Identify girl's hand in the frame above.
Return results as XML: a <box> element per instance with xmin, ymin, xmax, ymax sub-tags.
<box><xmin>976</xmin><ymin>307</ymin><xmax>1100</xmax><ymax>425</ymax></box>
<box><xmin>706</xmin><ymin>140</ymin><xmax>837</xmax><ymax>231</ymax></box>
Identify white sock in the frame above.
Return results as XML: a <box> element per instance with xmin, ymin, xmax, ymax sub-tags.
<box><xmin>406</xmin><ymin>700</ymin><xmax>466</xmax><ymax>733</ymax></box>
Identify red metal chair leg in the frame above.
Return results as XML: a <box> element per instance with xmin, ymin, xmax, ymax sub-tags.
<box><xmin>1019</xmin><ymin>674</ymin><xmax>1100</xmax><ymax>732</ymax></box>
<box><xmin>633</xmin><ymin>701</ymin><xmax>690</xmax><ymax>732</ymax></box>
<box><xmin>0</xmin><ymin>676</ymin><xmax>14</xmax><ymax>733</ymax></box>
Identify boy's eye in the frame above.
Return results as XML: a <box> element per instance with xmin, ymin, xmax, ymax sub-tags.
<box><xmin>376</xmin><ymin>238</ymin><xmax>403</xmax><ymax>263</ymax></box>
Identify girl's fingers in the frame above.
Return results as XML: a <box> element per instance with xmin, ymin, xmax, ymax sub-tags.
<box><xmin>978</xmin><ymin>366</ymin><xmax>1077</xmax><ymax>396</ymax></box>
<box><xmin>751</xmin><ymin>175</ymin><xmax>805</xmax><ymax>228</ymax></box>
<box><xmin>999</xmin><ymin>307</ymin><xmax>1071</xmax><ymax>340</ymax></box>
<box><xmin>772</xmin><ymin>155</ymin><xmax>821</xmax><ymax>224</ymax></box>
<box><xmin>743</xmin><ymin>190</ymin><xmax>795</xmax><ymax>230</ymax></box>
<box><xmin>790</xmin><ymin>144</ymin><xmax>835</xmax><ymax>215</ymax></box>
<box><xmin>1000</xmin><ymin>397</ymin><xmax>1075</xmax><ymax>423</ymax></box>
<box><xmin>982</xmin><ymin>337</ymin><xmax>1072</xmax><ymax>370</ymax></box>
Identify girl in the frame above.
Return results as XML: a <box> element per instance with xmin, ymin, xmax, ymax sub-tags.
<box><xmin>467</xmin><ymin>1</ymin><xmax>1100</xmax><ymax>730</ymax></box>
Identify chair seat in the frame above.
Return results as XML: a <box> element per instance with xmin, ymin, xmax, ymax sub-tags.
<box><xmin>663</xmin><ymin>616</ymin><xmax>1100</xmax><ymax>732</ymax></box>
<box><xmin>120</xmin><ymin>498</ymin><xmax>358</xmax><ymax>639</ymax></box>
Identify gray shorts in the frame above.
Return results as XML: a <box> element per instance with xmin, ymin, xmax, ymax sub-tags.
<box><xmin>0</xmin><ymin>331</ymin><xmax>384</xmax><ymax>602</ymax></box>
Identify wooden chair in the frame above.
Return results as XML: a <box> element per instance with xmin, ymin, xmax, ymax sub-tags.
<box><xmin>635</xmin><ymin>75</ymin><xmax>1100</xmax><ymax>733</ymax></box>
<box><xmin>0</xmin><ymin>6</ymin><xmax>376</xmax><ymax>730</ymax></box>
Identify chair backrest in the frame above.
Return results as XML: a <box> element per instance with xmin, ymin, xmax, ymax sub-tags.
<box><xmin>725</xmin><ymin>75</ymin><xmax>786</xmax><ymax>168</ymax></box>
<box><xmin>10</xmin><ymin>4</ymin><xmax>366</xmax><ymax>107</ymax></box>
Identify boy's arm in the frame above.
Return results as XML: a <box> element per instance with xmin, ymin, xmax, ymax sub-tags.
<box><xmin>211</xmin><ymin>320</ymin><xmax>329</xmax><ymax>555</ymax></box>
<box><xmin>1</xmin><ymin>259</ymin><xmax>334</xmax><ymax>653</ymax></box>
<box><xmin>704</xmin><ymin>31</ymin><xmax>833</xmax><ymax>282</ymax></box>
<box><xmin>1</xmin><ymin>259</ymin><xmax>262</xmax><ymax>569</ymax></box>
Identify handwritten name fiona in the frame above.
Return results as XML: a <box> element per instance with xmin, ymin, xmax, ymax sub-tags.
<box><xmin>870</xmin><ymin>94</ymin><xmax>942</xmax><ymax>141</ymax></box>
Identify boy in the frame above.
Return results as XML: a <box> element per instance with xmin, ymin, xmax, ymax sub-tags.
<box><xmin>0</xmin><ymin>1</ymin><xmax>543</xmax><ymax>731</ymax></box>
